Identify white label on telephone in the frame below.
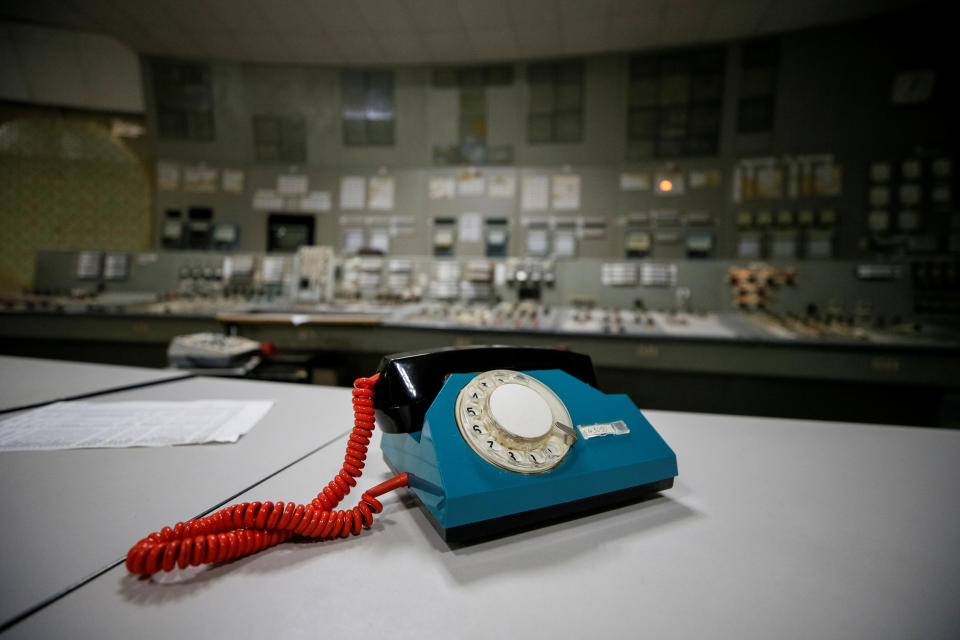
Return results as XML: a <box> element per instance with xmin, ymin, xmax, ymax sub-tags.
<box><xmin>578</xmin><ymin>420</ymin><xmax>630</xmax><ymax>439</ymax></box>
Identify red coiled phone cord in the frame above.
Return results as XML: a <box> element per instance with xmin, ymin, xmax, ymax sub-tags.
<box><xmin>125</xmin><ymin>373</ymin><xmax>408</xmax><ymax>575</ymax></box>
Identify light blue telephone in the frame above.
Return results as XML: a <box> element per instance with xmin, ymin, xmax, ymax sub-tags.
<box><xmin>374</xmin><ymin>345</ymin><xmax>678</xmax><ymax>541</ymax></box>
<box><xmin>126</xmin><ymin>345</ymin><xmax>678</xmax><ymax>575</ymax></box>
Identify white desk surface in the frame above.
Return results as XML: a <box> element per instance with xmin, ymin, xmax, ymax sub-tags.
<box><xmin>0</xmin><ymin>377</ymin><xmax>353</xmax><ymax>629</ymax></box>
<box><xmin>4</xmin><ymin>398</ymin><xmax>958</xmax><ymax>639</ymax></box>
<box><xmin>0</xmin><ymin>356</ymin><xmax>189</xmax><ymax>412</ymax></box>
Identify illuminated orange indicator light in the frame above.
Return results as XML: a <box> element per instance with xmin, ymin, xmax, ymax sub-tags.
<box><xmin>659</xmin><ymin>179</ymin><xmax>673</xmax><ymax>192</ymax></box>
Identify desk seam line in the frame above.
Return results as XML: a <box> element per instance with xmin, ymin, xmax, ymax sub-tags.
<box><xmin>0</xmin><ymin>372</ymin><xmax>195</xmax><ymax>416</ymax></box>
<box><xmin>0</xmin><ymin>426</ymin><xmax>352</xmax><ymax>634</ymax></box>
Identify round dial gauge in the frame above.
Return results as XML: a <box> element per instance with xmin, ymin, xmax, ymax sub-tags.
<box><xmin>455</xmin><ymin>369</ymin><xmax>576</xmax><ymax>474</ymax></box>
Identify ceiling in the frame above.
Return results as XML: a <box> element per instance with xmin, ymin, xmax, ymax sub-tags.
<box><xmin>0</xmin><ymin>0</ymin><xmax>913</xmax><ymax>66</ymax></box>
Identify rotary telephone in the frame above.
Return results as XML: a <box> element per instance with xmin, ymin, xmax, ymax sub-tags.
<box><xmin>126</xmin><ymin>346</ymin><xmax>677</xmax><ymax>574</ymax></box>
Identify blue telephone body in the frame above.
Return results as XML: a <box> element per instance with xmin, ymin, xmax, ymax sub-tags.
<box><xmin>374</xmin><ymin>346</ymin><xmax>678</xmax><ymax>542</ymax></box>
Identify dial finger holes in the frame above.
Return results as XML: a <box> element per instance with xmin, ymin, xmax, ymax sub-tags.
<box><xmin>455</xmin><ymin>369</ymin><xmax>574</xmax><ymax>475</ymax></box>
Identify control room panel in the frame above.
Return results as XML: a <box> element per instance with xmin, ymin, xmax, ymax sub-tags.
<box><xmin>16</xmin><ymin>246</ymin><xmax>958</xmax><ymax>348</ymax></box>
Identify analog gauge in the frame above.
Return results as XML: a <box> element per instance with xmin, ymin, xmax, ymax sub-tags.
<box><xmin>455</xmin><ymin>370</ymin><xmax>576</xmax><ymax>474</ymax></box>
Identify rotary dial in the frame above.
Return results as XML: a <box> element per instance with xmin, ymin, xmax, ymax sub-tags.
<box><xmin>455</xmin><ymin>369</ymin><xmax>576</xmax><ymax>474</ymax></box>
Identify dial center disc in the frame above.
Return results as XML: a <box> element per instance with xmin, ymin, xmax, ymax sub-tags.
<box><xmin>488</xmin><ymin>383</ymin><xmax>553</xmax><ymax>440</ymax></box>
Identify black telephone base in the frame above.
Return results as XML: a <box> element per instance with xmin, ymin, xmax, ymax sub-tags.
<box><xmin>385</xmin><ymin>457</ymin><xmax>674</xmax><ymax>544</ymax></box>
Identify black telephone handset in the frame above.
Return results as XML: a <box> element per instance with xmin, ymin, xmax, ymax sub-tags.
<box><xmin>126</xmin><ymin>346</ymin><xmax>676</xmax><ymax>574</ymax></box>
<box><xmin>373</xmin><ymin>345</ymin><xmax>598</xmax><ymax>435</ymax></box>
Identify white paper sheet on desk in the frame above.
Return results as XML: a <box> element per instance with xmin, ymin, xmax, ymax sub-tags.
<box><xmin>0</xmin><ymin>400</ymin><xmax>274</xmax><ymax>451</ymax></box>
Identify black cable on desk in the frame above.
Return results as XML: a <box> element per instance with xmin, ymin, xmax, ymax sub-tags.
<box><xmin>0</xmin><ymin>372</ymin><xmax>195</xmax><ymax>416</ymax></box>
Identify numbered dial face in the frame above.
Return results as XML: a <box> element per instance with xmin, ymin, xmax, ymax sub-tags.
<box><xmin>455</xmin><ymin>369</ymin><xmax>576</xmax><ymax>474</ymax></box>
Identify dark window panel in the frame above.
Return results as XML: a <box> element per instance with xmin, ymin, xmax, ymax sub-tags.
<box><xmin>253</xmin><ymin>117</ymin><xmax>280</xmax><ymax>142</ymax></box>
<box><xmin>282</xmin><ymin>143</ymin><xmax>306</xmax><ymax>163</ymax></box>
<box><xmin>629</xmin><ymin>55</ymin><xmax>658</xmax><ymax>80</ymax></box>
<box><xmin>158</xmin><ymin>111</ymin><xmax>187</xmax><ymax>139</ymax></box>
<box><xmin>685</xmin><ymin>135</ymin><xmax>718</xmax><ymax>156</ymax></box>
<box><xmin>554</xmin><ymin>112</ymin><xmax>582</xmax><ymax>142</ymax></box>
<box><xmin>690</xmin><ymin>105</ymin><xmax>721</xmax><ymax>134</ymax></box>
<box><xmin>626</xmin><ymin>45</ymin><xmax>725</xmax><ymax>158</ymax></box>
<box><xmin>459</xmin><ymin>87</ymin><xmax>486</xmax><ymax>116</ymax></box>
<box><xmin>693</xmin><ymin>47</ymin><xmax>725</xmax><ymax>72</ymax></box>
<box><xmin>528</xmin><ymin>63</ymin><xmax>556</xmax><ymax>84</ymax></box>
<box><xmin>737</xmin><ymin>38</ymin><xmax>778</xmax><ymax>133</ymax></box>
<box><xmin>343</xmin><ymin>118</ymin><xmax>366</xmax><ymax>146</ymax></box>
<box><xmin>156</xmin><ymin>90</ymin><xmax>191</xmax><ymax>110</ymax></box>
<box><xmin>483</xmin><ymin>65</ymin><xmax>514</xmax><ymax>86</ymax></box>
<box><xmin>656</xmin><ymin>136</ymin><xmax>684</xmax><ymax>156</ymax></box>
<box><xmin>367</xmin><ymin>90</ymin><xmax>394</xmax><ymax>119</ymax></box>
<box><xmin>180</xmin><ymin>85</ymin><xmax>213</xmax><ymax>111</ymax></box>
<box><xmin>366</xmin><ymin>119</ymin><xmax>395</xmax><ymax>146</ymax></box>
<box><xmin>253</xmin><ymin>115</ymin><xmax>306</xmax><ymax>163</ymax></box>
<box><xmin>740</xmin><ymin>67</ymin><xmax>777</xmax><ymax>98</ymax></box>
<box><xmin>255</xmin><ymin>143</ymin><xmax>279</xmax><ymax>163</ymax></box>
<box><xmin>279</xmin><ymin>137</ymin><xmax>306</xmax><ymax>163</ymax></box>
<box><xmin>629</xmin><ymin>78</ymin><xmax>658</xmax><ymax>107</ymax></box>
<box><xmin>153</xmin><ymin>59</ymin><xmax>215</xmax><ymax>141</ymax></box>
<box><xmin>529</xmin><ymin>83</ymin><xmax>556</xmax><ymax>113</ymax></box>
<box><xmin>526</xmin><ymin>58</ymin><xmax>585</xmax><ymax>144</ymax></box>
<box><xmin>558</xmin><ymin>61</ymin><xmax>584</xmax><ymax>83</ymax></box>
<box><xmin>458</xmin><ymin>67</ymin><xmax>485</xmax><ymax>87</ymax></box>
<box><xmin>659</xmin><ymin>74</ymin><xmax>691</xmax><ymax>105</ymax></box>
<box><xmin>738</xmin><ymin>96</ymin><xmax>776</xmax><ymax>132</ymax></box>
<box><xmin>368</xmin><ymin>70</ymin><xmax>392</xmax><ymax>88</ymax></box>
<box><xmin>188</xmin><ymin>113</ymin><xmax>214</xmax><ymax>140</ymax></box>
<box><xmin>659</xmin><ymin>53</ymin><xmax>690</xmax><ymax>75</ymax></box>
<box><xmin>528</xmin><ymin>114</ymin><xmax>553</xmax><ymax>143</ymax></box>
<box><xmin>627</xmin><ymin>139</ymin><xmax>655</xmax><ymax>161</ymax></box>
<box><xmin>433</xmin><ymin>68</ymin><xmax>458</xmax><ymax>87</ymax></box>
<box><xmin>742</xmin><ymin>39</ymin><xmax>779</xmax><ymax>69</ymax></box>
<box><xmin>178</xmin><ymin>64</ymin><xmax>208</xmax><ymax>85</ymax></box>
<box><xmin>628</xmin><ymin>108</ymin><xmax>657</xmax><ymax>138</ymax></box>
<box><xmin>556</xmin><ymin>82</ymin><xmax>583</xmax><ymax>110</ymax></box>
<box><xmin>659</xmin><ymin>107</ymin><xmax>688</xmax><ymax>135</ymax></box>
<box><xmin>341</xmin><ymin>69</ymin><xmax>396</xmax><ymax>147</ymax></box>
<box><xmin>432</xmin><ymin>64</ymin><xmax>515</xmax><ymax>162</ymax></box>
<box><xmin>691</xmin><ymin>72</ymin><xmax>723</xmax><ymax>102</ymax></box>
<box><xmin>341</xmin><ymin>81</ymin><xmax>367</xmax><ymax>114</ymax></box>
<box><xmin>282</xmin><ymin>118</ymin><xmax>306</xmax><ymax>142</ymax></box>
<box><xmin>341</xmin><ymin>70</ymin><xmax>364</xmax><ymax>85</ymax></box>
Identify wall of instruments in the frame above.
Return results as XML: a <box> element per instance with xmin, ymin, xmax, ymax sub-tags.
<box><xmin>2</xmin><ymin>248</ymin><xmax>957</xmax><ymax>428</ymax></box>
<box><xmin>14</xmin><ymin>248</ymin><xmax>956</xmax><ymax>348</ymax></box>
<box><xmin>144</xmin><ymin>10</ymin><xmax>958</xmax><ymax>277</ymax></box>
